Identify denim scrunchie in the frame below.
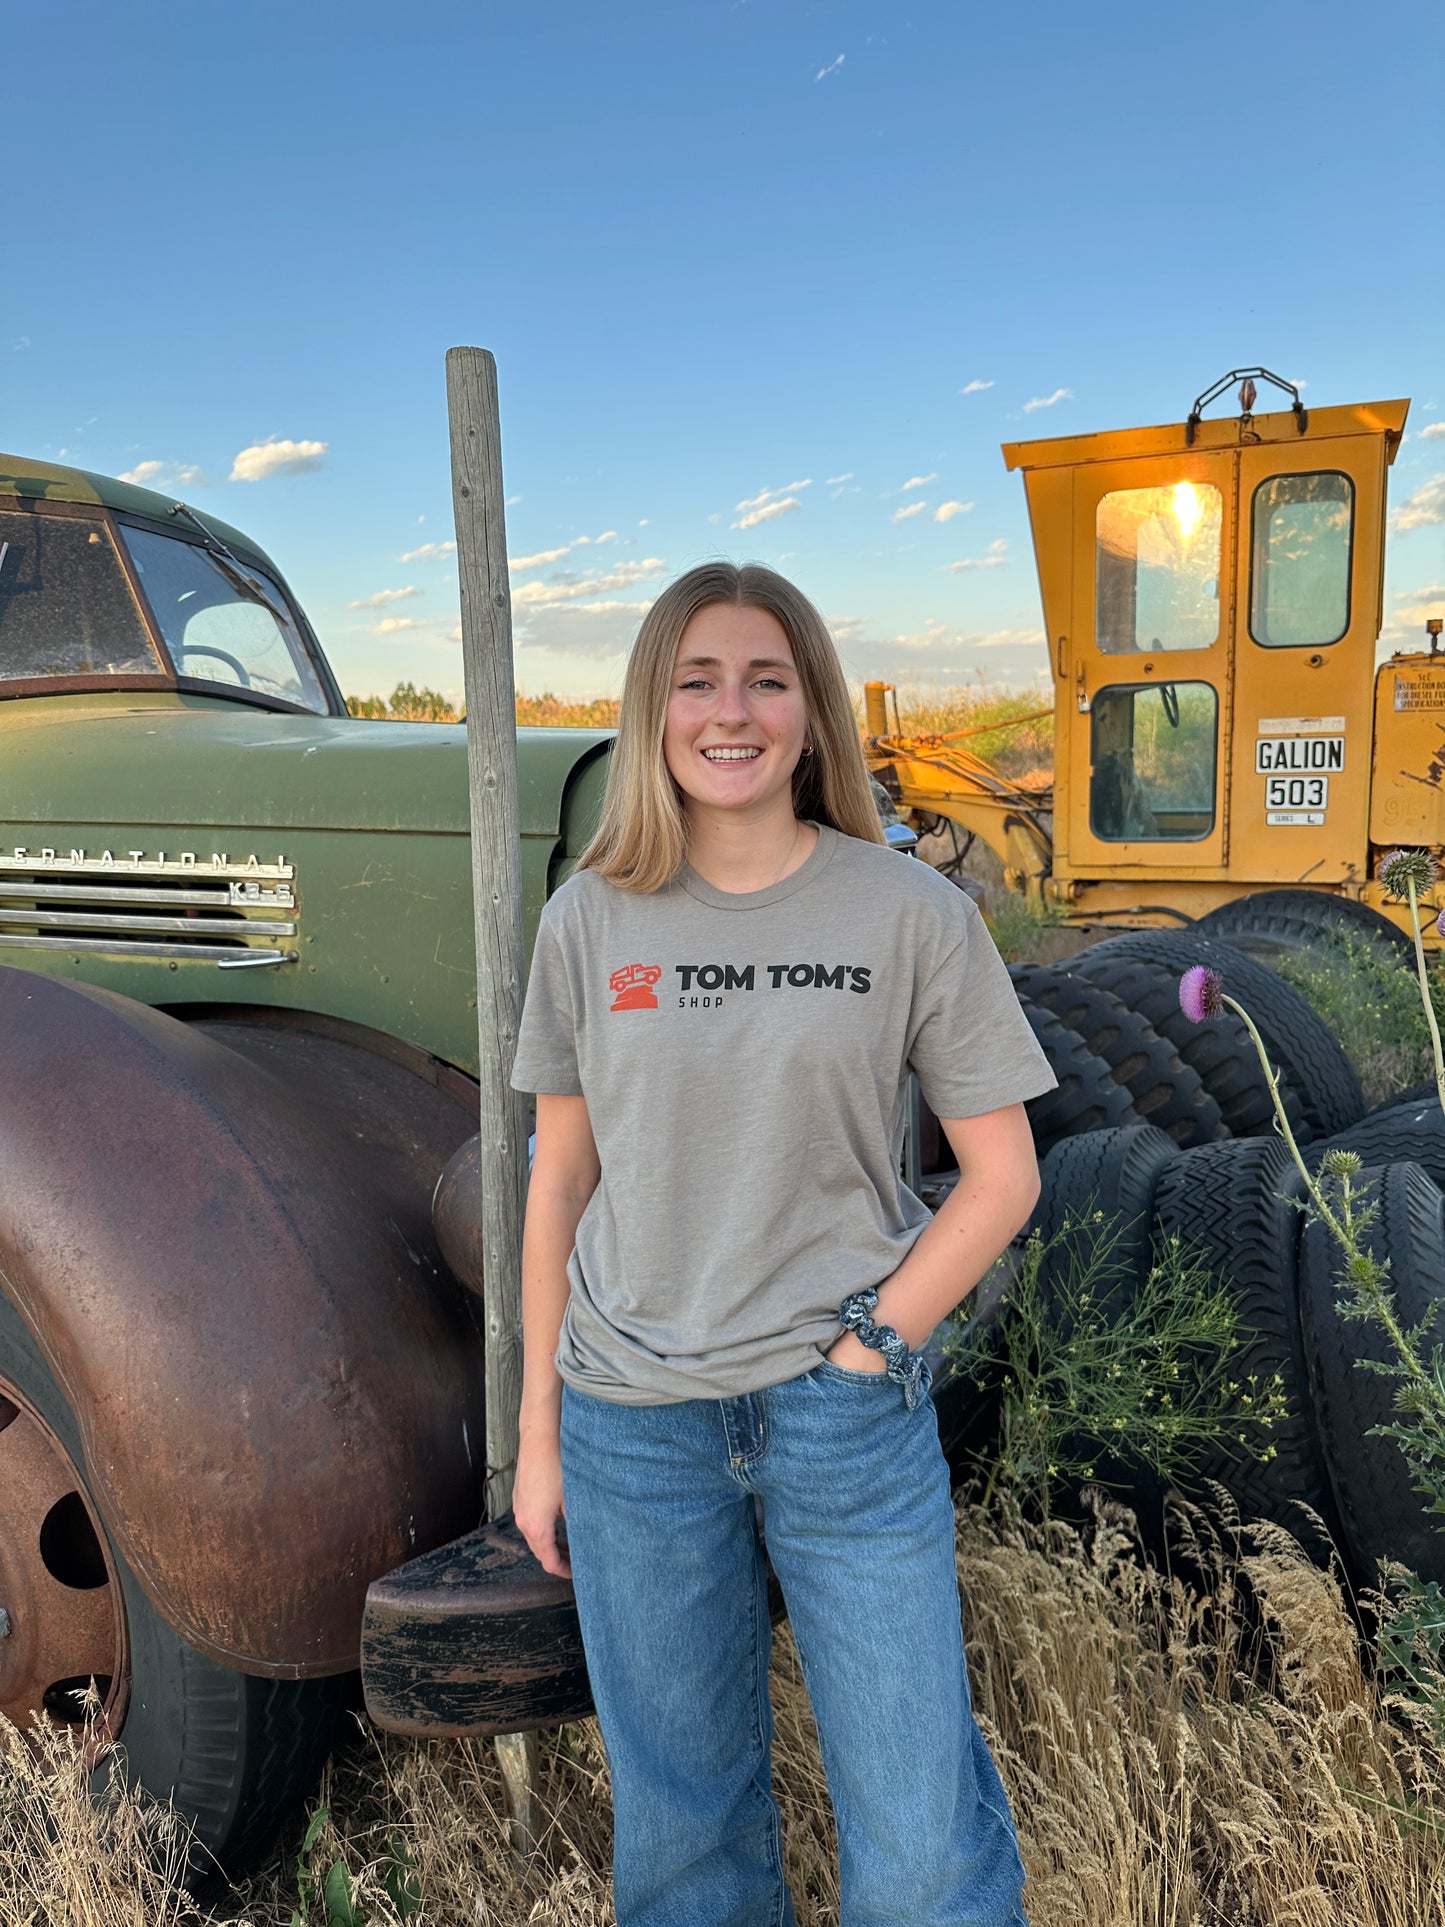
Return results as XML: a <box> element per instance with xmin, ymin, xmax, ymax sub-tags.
<box><xmin>837</xmin><ymin>1289</ymin><xmax>931</xmax><ymax>1411</ymax></box>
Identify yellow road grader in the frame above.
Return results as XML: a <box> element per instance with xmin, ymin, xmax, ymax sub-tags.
<box><xmin>866</xmin><ymin>369</ymin><xmax>1441</xmax><ymax>953</ymax></box>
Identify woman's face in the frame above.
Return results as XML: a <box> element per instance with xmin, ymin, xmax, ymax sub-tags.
<box><xmin>663</xmin><ymin>602</ymin><xmax>811</xmax><ymax>823</ymax></box>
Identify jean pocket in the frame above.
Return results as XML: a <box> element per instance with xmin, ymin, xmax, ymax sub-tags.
<box><xmin>813</xmin><ymin>1358</ymin><xmax>894</xmax><ymax>1386</ymax></box>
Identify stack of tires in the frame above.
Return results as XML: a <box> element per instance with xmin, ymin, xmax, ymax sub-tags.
<box><xmin>983</xmin><ymin>893</ymin><xmax>1445</xmax><ymax>1592</ymax></box>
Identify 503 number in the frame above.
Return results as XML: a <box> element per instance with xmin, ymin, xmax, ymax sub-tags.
<box><xmin>1265</xmin><ymin>775</ymin><xmax>1328</xmax><ymax>811</ymax></box>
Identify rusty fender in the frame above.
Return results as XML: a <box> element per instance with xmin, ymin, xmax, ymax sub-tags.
<box><xmin>0</xmin><ymin>966</ymin><xmax>486</xmax><ymax>1678</ymax></box>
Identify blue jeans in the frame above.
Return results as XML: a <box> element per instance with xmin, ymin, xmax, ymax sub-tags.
<box><xmin>559</xmin><ymin>1362</ymin><xmax>1027</xmax><ymax>1927</ymax></box>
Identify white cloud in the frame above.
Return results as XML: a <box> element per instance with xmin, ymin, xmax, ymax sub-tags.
<box><xmin>1022</xmin><ymin>389</ymin><xmax>1072</xmax><ymax>414</ymax></box>
<box><xmin>933</xmin><ymin>500</ymin><xmax>973</xmax><ymax>523</ymax></box>
<box><xmin>229</xmin><ymin>436</ymin><xmax>327</xmax><ymax>482</ymax></box>
<box><xmin>891</xmin><ymin>501</ymin><xmax>928</xmax><ymax>522</ymax></box>
<box><xmin>638</xmin><ymin>518</ymin><xmax>650</xmax><ymax>527</ymax></box>
<box><xmin>1380</xmin><ymin>583</ymin><xmax>1445</xmax><ymax>651</ymax></box>
<box><xmin>349</xmin><ymin>585</ymin><xmax>421</xmax><ymax>610</ymax></box>
<box><xmin>959</xmin><ymin>379</ymin><xmax>993</xmax><ymax>395</ymax></box>
<box><xmin>948</xmin><ymin>553</ymin><xmax>1006</xmax><ymax>571</ymax></box>
<box><xmin>826</xmin><ymin>472</ymin><xmax>853</xmax><ymax>486</ymax></box>
<box><xmin>506</xmin><ymin>494</ymin><xmax>522</xmax><ymax>506</ymax></box>
<box><xmin>815</xmin><ymin>53</ymin><xmax>845</xmax><ymax>80</ymax></box>
<box><xmin>902</xmin><ymin>473</ymin><xmax>937</xmax><ymax>491</ymax></box>
<box><xmin>833</xmin><ymin>619</ymin><xmax>1048</xmax><ymax>685</ymax></box>
<box><xmin>5</xmin><ymin>335</ymin><xmax>29</xmax><ymax>352</ymax></box>
<box><xmin>510</xmin><ymin>546</ymin><xmax>572</xmax><ymax>571</ymax></box>
<box><xmin>376</xmin><ymin>616</ymin><xmax>422</xmax><ymax>634</ymax></box>
<box><xmin>399</xmin><ymin>539</ymin><xmax>457</xmax><ymax>563</ymax></box>
<box><xmin>733</xmin><ymin>497</ymin><xmax>803</xmax><ymax>531</ymax></box>
<box><xmin>1393</xmin><ymin>475</ymin><xmax>1445</xmax><ymax>533</ymax></box>
<box><xmin>514</xmin><ymin>599</ymin><xmax>653</xmax><ymax>660</ymax></box>
<box><xmin>512</xmin><ymin>559</ymin><xmax>667</xmax><ymax>608</ymax></box>
<box><xmin>117</xmin><ymin>458</ymin><xmax>207</xmax><ymax>490</ymax></box>
<box><xmin>1418</xmin><ymin>423</ymin><xmax>1445</xmax><ymax>442</ymax></box>
<box><xmin>735</xmin><ymin>479</ymin><xmax>813</xmax><ymax>515</ymax></box>
<box><xmin>593</xmin><ymin>529</ymin><xmax>619</xmax><ymax>544</ymax></box>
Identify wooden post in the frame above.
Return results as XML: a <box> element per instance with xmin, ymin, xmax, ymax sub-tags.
<box><xmin>446</xmin><ymin>345</ymin><xmax>541</xmax><ymax>1853</ymax></box>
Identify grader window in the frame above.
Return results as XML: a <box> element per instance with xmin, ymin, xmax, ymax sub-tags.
<box><xmin>1089</xmin><ymin>682</ymin><xmax>1217</xmax><ymax>841</ymax></box>
<box><xmin>1249</xmin><ymin>471</ymin><xmax>1353</xmax><ymax>648</ymax></box>
<box><xmin>1095</xmin><ymin>483</ymin><xmax>1222</xmax><ymax>654</ymax></box>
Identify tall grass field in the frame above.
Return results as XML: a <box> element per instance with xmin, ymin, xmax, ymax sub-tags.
<box><xmin>6</xmin><ymin>1495</ymin><xmax>1443</xmax><ymax>1926</ymax></box>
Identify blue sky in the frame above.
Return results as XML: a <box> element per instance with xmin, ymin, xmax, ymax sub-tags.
<box><xmin>5</xmin><ymin>0</ymin><xmax>1443</xmax><ymax>702</ymax></box>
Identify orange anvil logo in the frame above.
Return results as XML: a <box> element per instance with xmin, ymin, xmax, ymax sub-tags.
<box><xmin>609</xmin><ymin>963</ymin><xmax>662</xmax><ymax>1011</ymax></box>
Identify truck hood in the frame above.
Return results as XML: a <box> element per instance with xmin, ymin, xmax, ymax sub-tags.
<box><xmin>0</xmin><ymin>694</ymin><xmax>613</xmax><ymax>839</ymax></box>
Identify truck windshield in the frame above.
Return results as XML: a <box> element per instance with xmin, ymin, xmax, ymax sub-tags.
<box><xmin>0</xmin><ymin>508</ymin><xmax>165</xmax><ymax>684</ymax></box>
<box><xmin>119</xmin><ymin>524</ymin><xmax>329</xmax><ymax>714</ymax></box>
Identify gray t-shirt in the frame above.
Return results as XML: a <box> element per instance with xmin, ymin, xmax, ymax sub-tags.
<box><xmin>511</xmin><ymin>824</ymin><xmax>1056</xmax><ymax>1405</ymax></box>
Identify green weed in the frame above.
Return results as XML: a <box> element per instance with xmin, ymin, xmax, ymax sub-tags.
<box><xmin>946</xmin><ymin>1214</ymin><xmax>1282</xmax><ymax>1510</ymax></box>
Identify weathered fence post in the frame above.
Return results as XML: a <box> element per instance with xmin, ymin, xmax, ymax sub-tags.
<box><xmin>446</xmin><ymin>345</ymin><xmax>540</xmax><ymax>1853</ymax></box>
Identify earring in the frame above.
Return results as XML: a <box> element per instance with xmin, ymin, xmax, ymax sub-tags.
<box><xmin>802</xmin><ymin>740</ymin><xmax>814</xmax><ymax>756</ymax></box>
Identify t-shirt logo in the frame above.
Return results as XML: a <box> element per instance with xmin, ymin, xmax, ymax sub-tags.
<box><xmin>609</xmin><ymin>963</ymin><xmax>662</xmax><ymax>1011</ymax></box>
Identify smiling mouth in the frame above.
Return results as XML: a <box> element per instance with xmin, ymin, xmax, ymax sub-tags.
<box><xmin>701</xmin><ymin>747</ymin><xmax>762</xmax><ymax>762</ymax></box>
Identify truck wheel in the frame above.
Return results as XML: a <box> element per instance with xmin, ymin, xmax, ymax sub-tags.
<box><xmin>1299</xmin><ymin>1162</ymin><xmax>1445</xmax><ymax>1587</ymax></box>
<box><xmin>0</xmin><ymin>1292</ymin><xmax>346</xmax><ymax>1888</ymax></box>
<box><xmin>1012</xmin><ymin>993</ymin><xmax>1137</xmax><ymax>1159</ymax></box>
<box><xmin>1032</xmin><ymin>1123</ymin><xmax>1179</xmax><ymax>1323</ymax></box>
<box><xmin>1011</xmin><ymin>963</ymin><xmax>1226</xmax><ymax>1148</ymax></box>
<box><xmin>1152</xmin><ymin>1139</ymin><xmax>1342</xmax><ymax>1563</ymax></box>
<box><xmin>1073</xmin><ymin>931</ymin><xmax>1364</xmax><ymax>1142</ymax></box>
<box><xmin>1304</xmin><ymin>1103</ymin><xmax>1445</xmax><ymax>1195</ymax></box>
<box><xmin>1198</xmin><ymin>890</ymin><xmax>1412</xmax><ymax>970</ymax></box>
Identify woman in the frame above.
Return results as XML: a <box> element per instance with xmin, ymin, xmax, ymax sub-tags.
<box><xmin>511</xmin><ymin>561</ymin><xmax>1054</xmax><ymax>1927</ymax></box>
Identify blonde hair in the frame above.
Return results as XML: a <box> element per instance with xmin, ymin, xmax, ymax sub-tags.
<box><xmin>578</xmin><ymin>562</ymin><xmax>884</xmax><ymax>893</ymax></box>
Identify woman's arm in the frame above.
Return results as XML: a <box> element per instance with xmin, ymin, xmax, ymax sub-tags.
<box><xmin>826</xmin><ymin>1101</ymin><xmax>1039</xmax><ymax>1371</ymax></box>
<box><xmin>513</xmin><ymin>1091</ymin><xmax>601</xmax><ymax>1578</ymax></box>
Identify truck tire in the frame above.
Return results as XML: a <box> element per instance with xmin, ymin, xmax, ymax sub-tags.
<box><xmin>1011</xmin><ymin>962</ymin><xmax>1226</xmax><ymax>1148</ymax></box>
<box><xmin>1151</xmin><ymin>1138</ymin><xmax>1342</xmax><ymax>1562</ymax></box>
<box><xmin>1371</xmin><ymin>1078</ymin><xmax>1441</xmax><ymax>1115</ymax></box>
<box><xmin>0</xmin><ymin>1290</ymin><xmax>345</xmax><ymax>1888</ymax></box>
<box><xmin>1303</xmin><ymin>1103</ymin><xmax>1445</xmax><ymax>1195</ymax></box>
<box><xmin>1199</xmin><ymin>889</ymin><xmax>1412</xmax><ymax>970</ymax></box>
<box><xmin>1032</xmin><ymin>1123</ymin><xmax>1179</xmax><ymax>1324</ymax></box>
<box><xmin>1298</xmin><ymin>1162</ymin><xmax>1445</xmax><ymax>1586</ymax></box>
<box><xmin>1072</xmin><ymin>931</ymin><xmax>1364</xmax><ymax>1142</ymax></box>
<box><xmin>1013</xmin><ymin>992</ymin><xmax>1137</xmax><ymax>1158</ymax></box>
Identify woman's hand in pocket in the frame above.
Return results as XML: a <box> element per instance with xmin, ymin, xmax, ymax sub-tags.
<box><xmin>824</xmin><ymin>1329</ymin><xmax>888</xmax><ymax>1373</ymax></box>
<box><xmin>514</xmin><ymin>1424</ymin><xmax>572</xmax><ymax>1579</ymax></box>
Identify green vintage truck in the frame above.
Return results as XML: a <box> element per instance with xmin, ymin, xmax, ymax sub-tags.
<box><xmin>0</xmin><ymin>456</ymin><xmax>617</xmax><ymax>1876</ymax></box>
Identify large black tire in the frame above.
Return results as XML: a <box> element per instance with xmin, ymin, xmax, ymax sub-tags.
<box><xmin>1298</xmin><ymin>1162</ymin><xmax>1445</xmax><ymax>1586</ymax></box>
<box><xmin>1032</xmin><ymin>1123</ymin><xmax>1180</xmax><ymax>1325</ymax></box>
<box><xmin>1199</xmin><ymin>889</ymin><xmax>1413</xmax><ymax>970</ymax></box>
<box><xmin>1151</xmin><ymin>1139</ymin><xmax>1343</xmax><ymax>1562</ymax></box>
<box><xmin>1304</xmin><ymin>1103</ymin><xmax>1445</xmax><ymax>1195</ymax></box>
<box><xmin>1012</xmin><ymin>990</ymin><xmax>1137</xmax><ymax>1159</ymax></box>
<box><xmin>1072</xmin><ymin>930</ymin><xmax>1365</xmax><ymax>1142</ymax></box>
<box><xmin>1372</xmin><ymin>1078</ymin><xmax>1441</xmax><ymax>1115</ymax></box>
<box><xmin>1011</xmin><ymin>962</ymin><xmax>1226</xmax><ymax>1148</ymax></box>
<box><xmin>0</xmin><ymin>1291</ymin><xmax>345</xmax><ymax>1887</ymax></box>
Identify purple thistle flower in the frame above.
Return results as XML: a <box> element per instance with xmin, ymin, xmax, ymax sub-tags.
<box><xmin>1179</xmin><ymin>964</ymin><xmax>1224</xmax><ymax>1023</ymax></box>
<box><xmin>1437</xmin><ymin>906</ymin><xmax>1445</xmax><ymax>940</ymax></box>
<box><xmin>1379</xmin><ymin>847</ymin><xmax>1439</xmax><ymax>900</ymax></box>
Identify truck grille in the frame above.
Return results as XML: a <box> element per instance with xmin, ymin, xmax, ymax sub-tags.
<box><xmin>0</xmin><ymin>851</ymin><xmax>298</xmax><ymax>967</ymax></box>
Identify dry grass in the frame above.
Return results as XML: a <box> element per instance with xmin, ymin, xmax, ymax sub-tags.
<box><xmin>879</xmin><ymin>676</ymin><xmax>1055</xmax><ymax>787</ymax></box>
<box><xmin>514</xmin><ymin>694</ymin><xmax>622</xmax><ymax>730</ymax></box>
<box><xmin>10</xmin><ymin>1497</ymin><xmax>1443</xmax><ymax>1927</ymax></box>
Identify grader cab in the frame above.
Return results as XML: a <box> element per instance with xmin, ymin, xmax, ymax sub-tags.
<box><xmin>866</xmin><ymin>370</ymin><xmax>1438</xmax><ymax>948</ymax></box>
